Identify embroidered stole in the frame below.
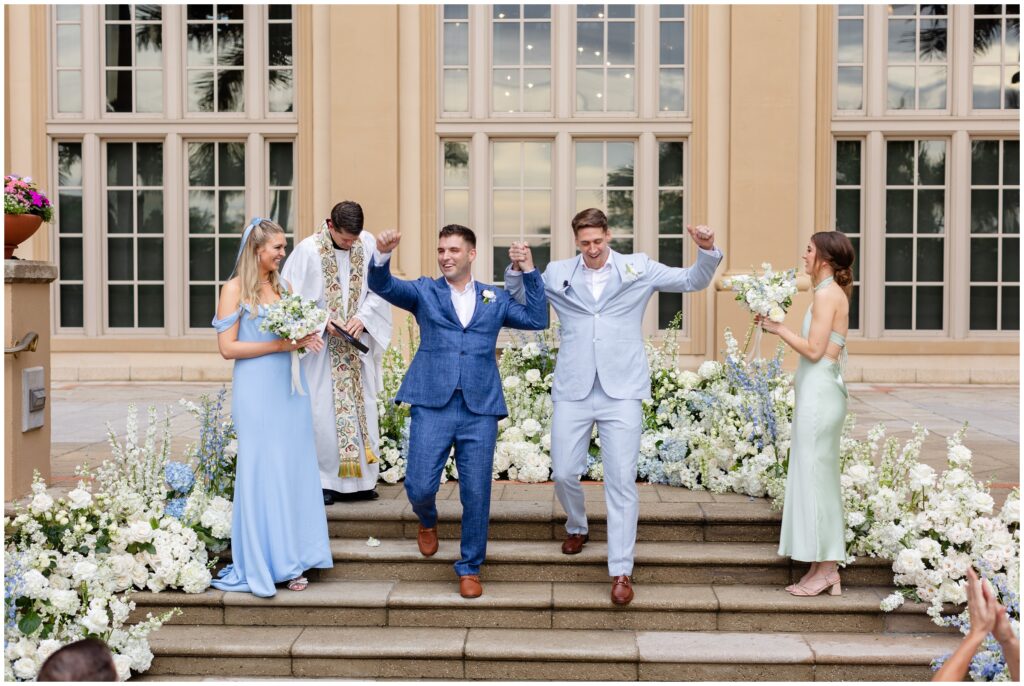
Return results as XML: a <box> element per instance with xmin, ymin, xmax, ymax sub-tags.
<box><xmin>317</xmin><ymin>228</ymin><xmax>377</xmax><ymax>478</ymax></box>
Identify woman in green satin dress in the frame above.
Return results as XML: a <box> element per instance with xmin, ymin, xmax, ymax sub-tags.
<box><xmin>757</xmin><ymin>231</ymin><xmax>855</xmax><ymax>597</ymax></box>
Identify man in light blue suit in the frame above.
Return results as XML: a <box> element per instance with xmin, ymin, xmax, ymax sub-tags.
<box><xmin>368</xmin><ymin>224</ymin><xmax>548</xmax><ymax>599</ymax></box>
<box><xmin>505</xmin><ymin>208</ymin><xmax>722</xmax><ymax>606</ymax></box>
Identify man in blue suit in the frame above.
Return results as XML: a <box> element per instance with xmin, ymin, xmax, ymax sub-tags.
<box><xmin>368</xmin><ymin>224</ymin><xmax>548</xmax><ymax>598</ymax></box>
<box><xmin>506</xmin><ymin>208</ymin><xmax>722</xmax><ymax>606</ymax></box>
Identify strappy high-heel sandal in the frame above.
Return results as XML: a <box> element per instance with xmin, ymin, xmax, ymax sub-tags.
<box><xmin>788</xmin><ymin>572</ymin><xmax>841</xmax><ymax>597</ymax></box>
<box><xmin>286</xmin><ymin>575</ymin><xmax>309</xmax><ymax>591</ymax></box>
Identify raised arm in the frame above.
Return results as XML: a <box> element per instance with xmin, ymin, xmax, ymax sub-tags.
<box><xmin>505</xmin><ymin>241</ymin><xmax>552</xmax><ymax>305</ymax></box>
<box><xmin>366</xmin><ymin>229</ymin><xmax>420</xmax><ymax>313</ymax></box>
<box><xmin>502</xmin><ymin>269</ymin><xmax>549</xmax><ymax>331</ymax></box>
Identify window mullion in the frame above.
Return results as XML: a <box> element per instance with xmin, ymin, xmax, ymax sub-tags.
<box><xmin>553</xmin><ymin>131</ymin><xmax>572</xmax><ymax>259</ymax></box>
<box><xmin>865</xmin><ymin>5</ymin><xmax>886</xmax><ymax>118</ymax></box>
<box><xmin>950</xmin><ymin>4</ymin><xmax>971</xmax><ymax>118</ymax></box>
<box><xmin>637</xmin><ymin>4</ymin><xmax>656</xmax><ymax>119</ymax></box>
<box><xmin>165</xmin><ymin>132</ymin><xmax>184</xmax><ymax>336</ymax></box>
<box><xmin>554</xmin><ymin>4</ymin><xmax>573</xmax><ymax>119</ymax></box>
<box><xmin>470</xmin><ymin>5</ymin><xmax>488</xmax><ymax>119</ymax></box>
<box><xmin>83</xmin><ymin>5</ymin><xmax>102</xmax><ymax>119</ymax></box>
<box><xmin>246</xmin><ymin>132</ymin><xmax>264</xmax><ymax>219</ymax></box>
<box><xmin>863</xmin><ymin>130</ymin><xmax>885</xmax><ymax>338</ymax></box>
<box><xmin>165</xmin><ymin>5</ymin><xmax>183</xmax><ymax>119</ymax></box>
<box><xmin>82</xmin><ymin>133</ymin><xmax>103</xmax><ymax>336</ymax></box>
<box><xmin>948</xmin><ymin>129</ymin><xmax>971</xmax><ymax>338</ymax></box>
<box><xmin>245</xmin><ymin>6</ymin><xmax>264</xmax><ymax>119</ymax></box>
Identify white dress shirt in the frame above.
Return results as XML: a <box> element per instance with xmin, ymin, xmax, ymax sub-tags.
<box><xmin>448</xmin><ymin>278</ymin><xmax>477</xmax><ymax>328</ymax></box>
<box><xmin>375</xmin><ymin>250</ymin><xmax>476</xmax><ymax>327</ymax></box>
<box><xmin>582</xmin><ymin>259</ymin><xmax>614</xmax><ymax>301</ymax></box>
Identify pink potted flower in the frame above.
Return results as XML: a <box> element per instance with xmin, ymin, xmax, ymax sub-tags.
<box><xmin>5</xmin><ymin>174</ymin><xmax>54</xmax><ymax>259</ymax></box>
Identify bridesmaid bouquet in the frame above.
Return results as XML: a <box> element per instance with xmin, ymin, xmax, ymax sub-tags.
<box><xmin>722</xmin><ymin>263</ymin><xmax>797</xmax><ymax>358</ymax></box>
<box><xmin>259</xmin><ymin>293</ymin><xmax>327</xmax><ymax>354</ymax></box>
<box><xmin>259</xmin><ymin>293</ymin><xmax>327</xmax><ymax>395</ymax></box>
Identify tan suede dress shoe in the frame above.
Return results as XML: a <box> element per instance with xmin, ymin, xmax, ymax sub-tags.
<box><xmin>459</xmin><ymin>575</ymin><xmax>483</xmax><ymax>598</ymax></box>
<box><xmin>417</xmin><ymin>525</ymin><xmax>438</xmax><ymax>557</ymax></box>
<box><xmin>561</xmin><ymin>533</ymin><xmax>589</xmax><ymax>555</ymax></box>
<box><xmin>611</xmin><ymin>575</ymin><xmax>634</xmax><ymax>606</ymax></box>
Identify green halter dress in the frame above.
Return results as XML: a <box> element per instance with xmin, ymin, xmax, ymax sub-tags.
<box><xmin>777</xmin><ymin>276</ymin><xmax>848</xmax><ymax>563</ymax></box>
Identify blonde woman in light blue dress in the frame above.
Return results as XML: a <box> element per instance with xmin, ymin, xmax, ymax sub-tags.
<box><xmin>757</xmin><ymin>231</ymin><xmax>854</xmax><ymax>597</ymax></box>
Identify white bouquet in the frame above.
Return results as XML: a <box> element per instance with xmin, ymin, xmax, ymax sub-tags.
<box><xmin>722</xmin><ymin>263</ymin><xmax>797</xmax><ymax>359</ymax></box>
<box><xmin>722</xmin><ymin>262</ymin><xmax>798</xmax><ymax>323</ymax></box>
<box><xmin>259</xmin><ymin>293</ymin><xmax>327</xmax><ymax>354</ymax></box>
<box><xmin>259</xmin><ymin>293</ymin><xmax>327</xmax><ymax>395</ymax></box>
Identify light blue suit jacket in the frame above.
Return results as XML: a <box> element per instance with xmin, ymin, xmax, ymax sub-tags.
<box><xmin>506</xmin><ymin>248</ymin><xmax>723</xmax><ymax>402</ymax></box>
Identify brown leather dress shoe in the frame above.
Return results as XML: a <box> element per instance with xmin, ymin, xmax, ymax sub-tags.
<box><xmin>417</xmin><ymin>525</ymin><xmax>438</xmax><ymax>557</ymax></box>
<box><xmin>561</xmin><ymin>533</ymin><xmax>589</xmax><ymax>555</ymax></box>
<box><xmin>459</xmin><ymin>575</ymin><xmax>483</xmax><ymax>598</ymax></box>
<box><xmin>611</xmin><ymin>575</ymin><xmax>634</xmax><ymax>606</ymax></box>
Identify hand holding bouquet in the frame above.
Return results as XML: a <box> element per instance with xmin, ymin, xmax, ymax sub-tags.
<box><xmin>722</xmin><ymin>263</ymin><xmax>797</xmax><ymax>357</ymax></box>
<box><xmin>259</xmin><ymin>294</ymin><xmax>327</xmax><ymax>395</ymax></box>
<box><xmin>259</xmin><ymin>293</ymin><xmax>328</xmax><ymax>354</ymax></box>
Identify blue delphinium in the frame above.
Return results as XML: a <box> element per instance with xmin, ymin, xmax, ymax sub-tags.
<box><xmin>165</xmin><ymin>461</ymin><xmax>195</xmax><ymax>495</ymax></box>
<box><xmin>4</xmin><ymin>554</ymin><xmax>24</xmax><ymax>640</ymax></box>
<box><xmin>164</xmin><ymin>497</ymin><xmax>188</xmax><ymax>520</ymax></box>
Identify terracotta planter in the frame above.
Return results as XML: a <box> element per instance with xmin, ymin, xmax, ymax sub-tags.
<box><xmin>5</xmin><ymin>214</ymin><xmax>43</xmax><ymax>259</ymax></box>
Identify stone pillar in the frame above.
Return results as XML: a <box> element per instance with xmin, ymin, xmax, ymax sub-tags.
<box><xmin>5</xmin><ymin>260</ymin><xmax>57</xmax><ymax>499</ymax></box>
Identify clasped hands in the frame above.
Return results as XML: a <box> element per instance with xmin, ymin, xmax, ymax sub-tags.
<box><xmin>508</xmin><ymin>242</ymin><xmax>535</xmax><ymax>272</ymax></box>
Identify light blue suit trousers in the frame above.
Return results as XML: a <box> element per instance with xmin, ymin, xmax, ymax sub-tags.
<box><xmin>508</xmin><ymin>247</ymin><xmax>723</xmax><ymax>576</ymax></box>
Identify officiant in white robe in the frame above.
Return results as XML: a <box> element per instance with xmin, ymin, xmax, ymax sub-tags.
<box><xmin>281</xmin><ymin>201</ymin><xmax>392</xmax><ymax>503</ymax></box>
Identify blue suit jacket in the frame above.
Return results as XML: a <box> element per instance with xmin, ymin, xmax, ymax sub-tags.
<box><xmin>368</xmin><ymin>259</ymin><xmax>548</xmax><ymax>417</ymax></box>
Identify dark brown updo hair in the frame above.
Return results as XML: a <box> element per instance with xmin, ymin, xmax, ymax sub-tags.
<box><xmin>810</xmin><ymin>231</ymin><xmax>855</xmax><ymax>300</ymax></box>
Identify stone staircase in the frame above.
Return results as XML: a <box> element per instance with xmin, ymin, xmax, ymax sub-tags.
<box><xmin>133</xmin><ymin>485</ymin><xmax>960</xmax><ymax>681</ymax></box>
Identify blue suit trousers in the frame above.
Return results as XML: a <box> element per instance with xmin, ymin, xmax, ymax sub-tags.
<box><xmin>405</xmin><ymin>391</ymin><xmax>498</xmax><ymax>576</ymax></box>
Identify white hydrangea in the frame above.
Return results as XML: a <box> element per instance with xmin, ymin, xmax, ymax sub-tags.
<box><xmin>521</xmin><ymin>418</ymin><xmax>542</xmax><ymax>438</ymax></box>
<box><xmin>697</xmin><ymin>360</ymin><xmax>721</xmax><ymax>380</ymax></box>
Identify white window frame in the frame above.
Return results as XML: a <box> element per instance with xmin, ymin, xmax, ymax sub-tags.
<box><xmin>968</xmin><ymin>4</ymin><xmax>1021</xmax><ymax>114</ymax></box>
<box><xmin>830</xmin><ymin>4</ymin><xmax>1019</xmax><ymax>340</ymax></box>
<box><xmin>46</xmin><ymin>5</ymin><xmax>299</xmax><ymax>339</ymax></box>
<box><xmin>100</xmin><ymin>3</ymin><xmax>165</xmax><ymax>118</ymax></box>
<box><xmin>489</xmin><ymin>4</ymin><xmax>554</xmax><ymax>117</ymax></box>
<box><xmin>436</xmin><ymin>4</ymin><xmax>693</xmax><ymax>338</ymax></box>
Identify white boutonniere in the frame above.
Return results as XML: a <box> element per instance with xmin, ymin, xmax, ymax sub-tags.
<box><xmin>482</xmin><ymin>289</ymin><xmax>496</xmax><ymax>304</ymax></box>
<box><xmin>624</xmin><ymin>263</ymin><xmax>644</xmax><ymax>282</ymax></box>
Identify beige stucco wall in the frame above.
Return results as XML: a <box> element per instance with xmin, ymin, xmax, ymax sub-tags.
<box><xmin>5</xmin><ymin>263</ymin><xmax>56</xmax><ymax>499</ymax></box>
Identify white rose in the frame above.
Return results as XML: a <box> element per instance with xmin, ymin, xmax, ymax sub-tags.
<box><xmin>29</xmin><ymin>493</ymin><xmax>53</xmax><ymax>514</ymax></box>
<box><xmin>768</xmin><ymin>305</ymin><xmax>785</xmax><ymax>323</ymax></box>
<box><xmin>944</xmin><ymin>468</ymin><xmax>969</xmax><ymax>488</ymax></box>
<box><xmin>81</xmin><ymin>600</ymin><xmax>109</xmax><ymax>635</ymax></box>
<box><xmin>524</xmin><ymin>369</ymin><xmax>542</xmax><ymax>384</ymax></box>
<box><xmin>970</xmin><ymin>491</ymin><xmax>995</xmax><ymax>514</ymax></box>
<box><xmin>521</xmin><ymin>418</ymin><xmax>542</xmax><ymax>438</ymax></box>
<box><xmin>66</xmin><ymin>488</ymin><xmax>93</xmax><ymax>510</ymax></box>
<box><xmin>72</xmin><ymin>560</ymin><xmax>99</xmax><ymax>584</ymax></box>
<box><xmin>503</xmin><ymin>376</ymin><xmax>521</xmax><ymax>390</ymax></box>
<box><xmin>36</xmin><ymin>640</ymin><xmax>62</xmax><ymax>664</ymax></box>
<box><xmin>1001</xmin><ymin>496</ymin><xmax>1020</xmax><ymax>524</ymax></box>
<box><xmin>945</xmin><ymin>523</ymin><xmax>971</xmax><ymax>545</ymax></box>
<box><xmin>520</xmin><ymin>342</ymin><xmax>540</xmax><ymax>359</ymax></box>
<box><xmin>126</xmin><ymin>520</ymin><xmax>154</xmax><ymax>543</ymax></box>
<box><xmin>894</xmin><ymin>548</ymin><xmax>924</xmax><ymax>575</ymax></box>
<box><xmin>846</xmin><ymin>464</ymin><xmax>872</xmax><ymax>485</ymax></box>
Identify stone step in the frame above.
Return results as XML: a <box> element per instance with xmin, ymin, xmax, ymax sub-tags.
<box><xmin>324</xmin><ymin>497</ymin><xmax>783</xmax><ymax>543</ymax></box>
<box><xmin>143</xmin><ymin>625</ymin><xmax>961</xmax><ymax>681</ymax></box>
<box><xmin>129</xmin><ymin>581</ymin><xmax>950</xmax><ymax>635</ymax></box>
<box><xmin>309</xmin><ymin>538</ymin><xmax>894</xmax><ymax>586</ymax></box>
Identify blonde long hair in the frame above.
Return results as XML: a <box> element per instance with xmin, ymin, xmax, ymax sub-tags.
<box><xmin>234</xmin><ymin>218</ymin><xmax>286</xmax><ymax>317</ymax></box>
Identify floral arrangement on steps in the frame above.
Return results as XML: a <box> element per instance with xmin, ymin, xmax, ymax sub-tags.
<box><xmin>375</xmin><ymin>316</ymin><xmax>1020</xmax><ymax>680</ymax></box>
<box><xmin>3</xmin><ymin>393</ymin><xmax>238</xmax><ymax>681</ymax></box>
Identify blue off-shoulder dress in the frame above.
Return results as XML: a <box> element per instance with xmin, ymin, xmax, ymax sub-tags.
<box><xmin>211</xmin><ymin>304</ymin><xmax>333</xmax><ymax>597</ymax></box>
